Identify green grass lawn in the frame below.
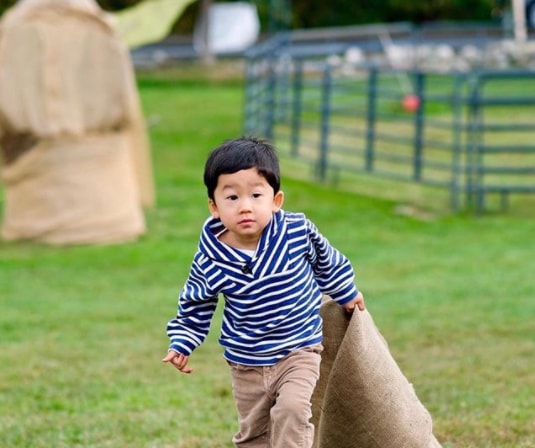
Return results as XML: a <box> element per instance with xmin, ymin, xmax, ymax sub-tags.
<box><xmin>1</xmin><ymin>62</ymin><xmax>534</xmax><ymax>448</ymax></box>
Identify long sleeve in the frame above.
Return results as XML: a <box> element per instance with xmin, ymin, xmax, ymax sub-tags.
<box><xmin>166</xmin><ymin>254</ymin><xmax>219</xmax><ymax>356</ymax></box>
<box><xmin>305</xmin><ymin>218</ymin><xmax>358</xmax><ymax>305</ymax></box>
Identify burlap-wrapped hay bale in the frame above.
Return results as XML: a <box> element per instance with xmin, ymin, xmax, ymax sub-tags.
<box><xmin>0</xmin><ymin>0</ymin><xmax>155</xmax><ymax>245</ymax></box>
<box><xmin>311</xmin><ymin>297</ymin><xmax>442</xmax><ymax>448</ymax></box>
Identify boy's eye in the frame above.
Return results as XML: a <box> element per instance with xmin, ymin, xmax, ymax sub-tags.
<box><xmin>252</xmin><ymin>193</ymin><xmax>262</xmax><ymax>198</ymax></box>
<box><xmin>227</xmin><ymin>195</ymin><xmax>238</xmax><ymax>201</ymax></box>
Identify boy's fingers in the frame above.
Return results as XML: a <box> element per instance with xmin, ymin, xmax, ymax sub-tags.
<box><xmin>162</xmin><ymin>351</ymin><xmax>179</xmax><ymax>362</ymax></box>
<box><xmin>356</xmin><ymin>292</ymin><xmax>366</xmax><ymax>311</ymax></box>
<box><xmin>163</xmin><ymin>352</ymin><xmax>194</xmax><ymax>374</ymax></box>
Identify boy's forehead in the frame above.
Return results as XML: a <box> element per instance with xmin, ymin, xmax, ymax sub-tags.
<box><xmin>217</xmin><ymin>168</ymin><xmax>269</xmax><ymax>188</ymax></box>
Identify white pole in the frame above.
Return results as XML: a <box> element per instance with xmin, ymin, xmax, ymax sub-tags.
<box><xmin>512</xmin><ymin>0</ymin><xmax>527</xmax><ymax>41</ymax></box>
<box><xmin>199</xmin><ymin>0</ymin><xmax>215</xmax><ymax>64</ymax></box>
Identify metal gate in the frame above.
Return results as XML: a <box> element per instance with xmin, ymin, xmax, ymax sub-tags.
<box><xmin>244</xmin><ymin>31</ymin><xmax>535</xmax><ymax>212</ymax></box>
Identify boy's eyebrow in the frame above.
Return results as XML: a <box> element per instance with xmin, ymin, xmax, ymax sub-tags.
<box><xmin>220</xmin><ymin>181</ymin><xmax>268</xmax><ymax>190</ymax></box>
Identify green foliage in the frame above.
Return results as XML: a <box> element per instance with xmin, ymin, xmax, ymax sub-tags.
<box><xmin>0</xmin><ymin>0</ymin><xmax>16</xmax><ymax>17</ymax></box>
<box><xmin>1</xmin><ymin>62</ymin><xmax>534</xmax><ymax>447</ymax></box>
<box><xmin>0</xmin><ymin>0</ymin><xmax>498</xmax><ymax>29</ymax></box>
<box><xmin>96</xmin><ymin>0</ymin><xmax>141</xmax><ymax>12</ymax></box>
<box><xmin>386</xmin><ymin>0</ymin><xmax>495</xmax><ymax>23</ymax></box>
<box><xmin>292</xmin><ymin>0</ymin><xmax>497</xmax><ymax>26</ymax></box>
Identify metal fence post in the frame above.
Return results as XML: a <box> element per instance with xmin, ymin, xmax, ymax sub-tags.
<box><xmin>318</xmin><ymin>63</ymin><xmax>333</xmax><ymax>181</ymax></box>
<box><xmin>365</xmin><ymin>68</ymin><xmax>378</xmax><ymax>172</ymax></box>
<box><xmin>465</xmin><ymin>74</ymin><xmax>484</xmax><ymax>212</ymax></box>
<box><xmin>243</xmin><ymin>56</ymin><xmax>258</xmax><ymax>135</ymax></box>
<box><xmin>264</xmin><ymin>51</ymin><xmax>277</xmax><ymax>141</ymax></box>
<box><xmin>412</xmin><ymin>72</ymin><xmax>425</xmax><ymax>181</ymax></box>
<box><xmin>450</xmin><ymin>74</ymin><xmax>466</xmax><ymax>212</ymax></box>
<box><xmin>291</xmin><ymin>58</ymin><xmax>303</xmax><ymax>158</ymax></box>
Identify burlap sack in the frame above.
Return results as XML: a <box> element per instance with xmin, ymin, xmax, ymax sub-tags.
<box><xmin>311</xmin><ymin>298</ymin><xmax>442</xmax><ymax>448</ymax></box>
<box><xmin>0</xmin><ymin>0</ymin><xmax>154</xmax><ymax>245</ymax></box>
<box><xmin>1</xmin><ymin>135</ymin><xmax>145</xmax><ymax>245</ymax></box>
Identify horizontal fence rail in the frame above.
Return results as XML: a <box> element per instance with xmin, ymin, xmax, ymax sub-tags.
<box><xmin>243</xmin><ymin>28</ymin><xmax>535</xmax><ymax>212</ymax></box>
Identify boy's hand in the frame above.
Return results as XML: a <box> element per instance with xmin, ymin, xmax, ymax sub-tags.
<box><xmin>343</xmin><ymin>291</ymin><xmax>366</xmax><ymax>313</ymax></box>
<box><xmin>162</xmin><ymin>350</ymin><xmax>193</xmax><ymax>374</ymax></box>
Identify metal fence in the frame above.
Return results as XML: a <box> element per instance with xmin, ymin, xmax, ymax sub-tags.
<box><xmin>243</xmin><ymin>27</ymin><xmax>535</xmax><ymax>212</ymax></box>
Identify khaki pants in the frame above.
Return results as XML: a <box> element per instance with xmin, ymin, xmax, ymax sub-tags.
<box><xmin>228</xmin><ymin>346</ymin><xmax>322</xmax><ymax>448</ymax></box>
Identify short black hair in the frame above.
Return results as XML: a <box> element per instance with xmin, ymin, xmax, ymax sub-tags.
<box><xmin>204</xmin><ymin>136</ymin><xmax>280</xmax><ymax>200</ymax></box>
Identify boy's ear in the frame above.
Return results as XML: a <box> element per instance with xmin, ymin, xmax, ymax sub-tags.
<box><xmin>208</xmin><ymin>199</ymin><xmax>219</xmax><ymax>218</ymax></box>
<box><xmin>272</xmin><ymin>190</ymin><xmax>284</xmax><ymax>212</ymax></box>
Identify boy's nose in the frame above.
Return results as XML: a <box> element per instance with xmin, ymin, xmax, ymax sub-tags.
<box><xmin>239</xmin><ymin>197</ymin><xmax>252</xmax><ymax>212</ymax></box>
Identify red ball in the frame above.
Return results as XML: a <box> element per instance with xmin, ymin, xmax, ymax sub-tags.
<box><xmin>402</xmin><ymin>94</ymin><xmax>420</xmax><ymax>113</ymax></box>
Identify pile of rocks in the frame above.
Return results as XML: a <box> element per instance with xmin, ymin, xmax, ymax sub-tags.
<box><xmin>333</xmin><ymin>39</ymin><xmax>535</xmax><ymax>72</ymax></box>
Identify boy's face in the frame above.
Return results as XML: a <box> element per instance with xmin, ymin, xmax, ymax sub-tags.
<box><xmin>208</xmin><ymin>167</ymin><xmax>284</xmax><ymax>250</ymax></box>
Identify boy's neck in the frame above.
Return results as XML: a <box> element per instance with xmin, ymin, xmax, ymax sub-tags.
<box><xmin>219</xmin><ymin>229</ymin><xmax>259</xmax><ymax>251</ymax></box>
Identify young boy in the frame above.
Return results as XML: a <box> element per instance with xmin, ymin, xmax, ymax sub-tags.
<box><xmin>163</xmin><ymin>136</ymin><xmax>365</xmax><ymax>447</ymax></box>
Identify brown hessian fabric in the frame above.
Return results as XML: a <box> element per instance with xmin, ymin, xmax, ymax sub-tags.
<box><xmin>311</xmin><ymin>297</ymin><xmax>442</xmax><ymax>448</ymax></box>
<box><xmin>0</xmin><ymin>0</ymin><xmax>155</xmax><ymax>245</ymax></box>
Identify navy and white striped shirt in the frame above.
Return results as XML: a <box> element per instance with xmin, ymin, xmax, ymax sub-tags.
<box><xmin>167</xmin><ymin>210</ymin><xmax>358</xmax><ymax>366</ymax></box>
